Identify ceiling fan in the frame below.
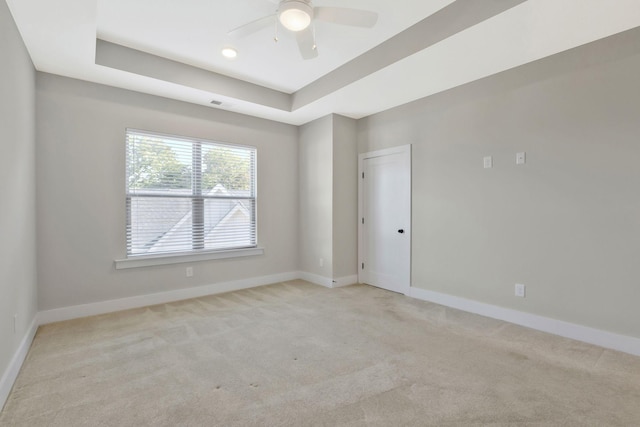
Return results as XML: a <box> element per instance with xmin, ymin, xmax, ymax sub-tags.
<box><xmin>227</xmin><ymin>0</ymin><xmax>379</xmax><ymax>60</ymax></box>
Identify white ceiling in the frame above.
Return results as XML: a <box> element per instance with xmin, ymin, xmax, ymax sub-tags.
<box><xmin>97</xmin><ymin>0</ymin><xmax>454</xmax><ymax>93</ymax></box>
<box><xmin>6</xmin><ymin>0</ymin><xmax>640</xmax><ymax>125</ymax></box>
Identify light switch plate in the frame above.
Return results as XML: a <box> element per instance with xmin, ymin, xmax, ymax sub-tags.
<box><xmin>516</xmin><ymin>152</ymin><xmax>526</xmax><ymax>165</ymax></box>
<box><xmin>483</xmin><ymin>156</ymin><xmax>493</xmax><ymax>169</ymax></box>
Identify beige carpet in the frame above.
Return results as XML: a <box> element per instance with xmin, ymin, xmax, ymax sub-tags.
<box><xmin>2</xmin><ymin>280</ymin><xmax>640</xmax><ymax>426</ymax></box>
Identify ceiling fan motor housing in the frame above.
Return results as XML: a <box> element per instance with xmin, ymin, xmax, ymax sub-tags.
<box><xmin>278</xmin><ymin>0</ymin><xmax>314</xmax><ymax>31</ymax></box>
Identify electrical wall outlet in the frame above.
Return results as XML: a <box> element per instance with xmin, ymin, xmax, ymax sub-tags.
<box><xmin>516</xmin><ymin>152</ymin><xmax>526</xmax><ymax>165</ymax></box>
<box><xmin>186</xmin><ymin>266</ymin><xmax>194</xmax><ymax>277</ymax></box>
<box><xmin>515</xmin><ymin>283</ymin><xmax>526</xmax><ymax>298</ymax></box>
<box><xmin>319</xmin><ymin>258</ymin><xmax>324</xmax><ymax>268</ymax></box>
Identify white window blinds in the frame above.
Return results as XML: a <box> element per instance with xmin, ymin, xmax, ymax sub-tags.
<box><xmin>125</xmin><ymin>129</ymin><xmax>257</xmax><ymax>257</ymax></box>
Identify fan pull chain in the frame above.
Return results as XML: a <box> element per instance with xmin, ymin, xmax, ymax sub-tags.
<box><xmin>312</xmin><ymin>24</ymin><xmax>317</xmax><ymax>50</ymax></box>
<box><xmin>274</xmin><ymin>18</ymin><xmax>279</xmax><ymax>43</ymax></box>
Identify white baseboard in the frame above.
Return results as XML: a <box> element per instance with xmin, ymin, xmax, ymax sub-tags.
<box><xmin>38</xmin><ymin>271</ymin><xmax>357</xmax><ymax>326</ymax></box>
<box><xmin>332</xmin><ymin>275</ymin><xmax>358</xmax><ymax>288</ymax></box>
<box><xmin>0</xmin><ymin>315</ymin><xmax>38</xmax><ymax>411</ymax></box>
<box><xmin>38</xmin><ymin>271</ymin><xmax>299</xmax><ymax>325</ymax></box>
<box><xmin>409</xmin><ymin>286</ymin><xmax>640</xmax><ymax>357</ymax></box>
<box><xmin>298</xmin><ymin>271</ymin><xmax>333</xmax><ymax>288</ymax></box>
<box><xmin>298</xmin><ymin>272</ymin><xmax>358</xmax><ymax>288</ymax></box>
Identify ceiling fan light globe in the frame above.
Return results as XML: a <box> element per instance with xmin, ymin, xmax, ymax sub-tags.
<box><xmin>278</xmin><ymin>1</ymin><xmax>313</xmax><ymax>32</ymax></box>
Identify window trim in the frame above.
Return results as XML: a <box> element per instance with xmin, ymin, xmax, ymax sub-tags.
<box><xmin>114</xmin><ymin>247</ymin><xmax>265</xmax><ymax>269</ymax></box>
<box><xmin>121</xmin><ymin>129</ymin><xmax>260</xmax><ymax>266</ymax></box>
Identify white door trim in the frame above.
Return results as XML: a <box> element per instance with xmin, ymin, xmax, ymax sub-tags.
<box><xmin>358</xmin><ymin>144</ymin><xmax>412</xmax><ymax>294</ymax></box>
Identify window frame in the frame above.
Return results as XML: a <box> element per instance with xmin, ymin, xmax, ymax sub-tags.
<box><xmin>115</xmin><ymin>129</ymin><xmax>262</xmax><ymax>269</ymax></box>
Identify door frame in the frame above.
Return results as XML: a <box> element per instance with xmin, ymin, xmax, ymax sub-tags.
<box><xmin>358</xmin><ymin>144</ymin><xmax>412</xmax><ymax>294</ymax></box>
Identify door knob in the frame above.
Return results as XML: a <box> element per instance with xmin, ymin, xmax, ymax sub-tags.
<box><xmin>398</xmin><ymin>229</ymin><xmax>405</xmax><ymax>234</ymax></box>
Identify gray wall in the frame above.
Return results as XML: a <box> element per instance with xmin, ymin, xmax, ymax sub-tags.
<box><xmin>332</xmin><ymin>115</ymin><xmax>358</xmax><ymax>279</ymax></box>
<box><xmin>36</xmin><ymin>74</ymin><xmax>299</xmax><ymax>310</ymax></box>
<box><xmin>298</xmin><ymin>115</ymin><xmax>334</xmax><ymax>278</ymax></box>
<box><xmin>357</xmin><ymin>30</ymin><xmax>640</xmax><ymax>338</ymax></box>
<box><xmin>298</xmin><ymin>114</ymin><xmax>358</xmax><ymax>281</ymax></box>
<box><xmin>0</xmin><ymin>0</ymin><xmax>37</xmax><ymax>382</ymax></box>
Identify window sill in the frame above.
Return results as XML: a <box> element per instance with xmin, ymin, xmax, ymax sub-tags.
<box><xmin>114</xmin><ymin>247</ymin><xmax>264</xmax><ymax>270</ymax></box>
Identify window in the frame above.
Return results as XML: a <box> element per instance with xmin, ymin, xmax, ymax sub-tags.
<box><xmin>125</xmin><ymin>129</ymin><xmax>257</xmax><ymax>258</ymax></box>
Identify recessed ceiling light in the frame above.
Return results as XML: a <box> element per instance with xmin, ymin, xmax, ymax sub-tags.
<box><xmin>221</xmin><ymin>47</ymin><xmax>238</xmax><ymax>59</ymax></box>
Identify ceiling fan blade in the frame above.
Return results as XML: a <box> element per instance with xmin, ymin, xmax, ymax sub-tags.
<box><xmin>296</xmin><ymin>27</ymin><xmax>318</xmax><ymax>60</ymax></box>
<box><xmin>227</xmin><ymin>14</ymin><xmax>276</xmax><ymax>38</ymax></box>
<box><xmin>314</xmin><ymin>7</ymin><xmax>378</xmax><ymax>28</ymax></box>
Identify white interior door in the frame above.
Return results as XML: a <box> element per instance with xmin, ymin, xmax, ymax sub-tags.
<box><xmin>358</xmin><ymin>145</ymin><xmax>411</xmax><ymax>294</ymax></box>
